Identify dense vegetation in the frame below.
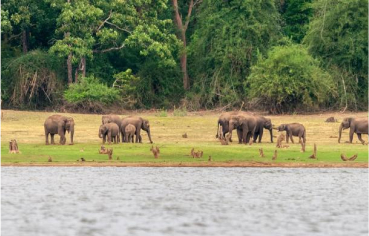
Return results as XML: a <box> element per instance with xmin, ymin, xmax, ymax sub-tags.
<box><xmin>1</xmin><ymin>0</ymin><xmax>367</xmax><ymax>113</ymax></box>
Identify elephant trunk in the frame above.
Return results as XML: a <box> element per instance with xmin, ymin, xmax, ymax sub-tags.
<box><xmin>228</xmin><ymin>124</ymin><xmax>234</xmax><ymax>140</ymax></box>
<box><xmin>147</xmin><ymin>129</ymin><xmax>153</xmax><ymax>144</ymax></box>
<box><xmin>338</xmin><ymin>124</ymin><xmax>343</xmax><ymax>143</ymax></box>
<box><xmin>269</xmin><ymin>128</ymin><xmax>273</xmax><ymax>143</ymax></box>
<box><xmin>70</xmin><ymin>125</ymin><xmax>74</xmax><ymax>144</ymax></box>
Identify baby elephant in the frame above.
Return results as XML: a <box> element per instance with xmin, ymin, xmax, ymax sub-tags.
<box><xmin>99</xmin><ymin>123</ymin><xmax>120</xmax><ymax>144</ymax></box>
<box><xmin>277</xmin><ymin>123</ymin><xmax>306</xmax><ymax>144</ymax></box>
<box><xmin>125</xmin><ymin>124</ymin><xmax>136</xmax><ymax>143</ymax></box>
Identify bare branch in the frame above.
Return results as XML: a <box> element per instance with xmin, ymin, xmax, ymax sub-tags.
<box><xmin>105</xmin><ymin>21</ymin><xmax>132</xmax><ymax>34</ymax></box>
<box><xmin>97</xmin><ymin>10</ymin><xmax>113</xmax><ymax>31</ymax></box>
<box><xmin>184</xmin><ymin>0</ymin><xmax>194</xmax><ymax>31</ymax></box>
<box><xmin>93</xmin><ymin>43</ymin><xmax>126</xmax><ymax>53</ymax></box>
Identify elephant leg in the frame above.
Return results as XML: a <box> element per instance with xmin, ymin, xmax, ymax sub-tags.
<box><xmin>237</xmin><ymin>129</ymin><xmax>242</xmax><ymax>144</ymax></box>
<box><xmin>357</xmin><ymin>133</ymin><xmax>365</xmax><ymax>144</ymax></box>
<box><xmin>242</xmin><ymin>129</ymin><xmax>248</xmax><ymax>144</ymax></box>
<box><xmin>125</xmin><ymin>133</ymin><xmax>129</xmax><ymax>143</ymax></box>
<box><xmin>290</xmin><ymin>134</ymin><xmax>294</xmax><ymax>144</ymax></box>
<box><xmin>349</xmin><ymin>129</ymin><xmax>354</xmax><ymax>143</ymax></box>
<box><xmin>103</xmin><ymin>135</ymin><xmax>106</xmax><ymax>144</ymax></box>
<box><xmin>51</xmin><ymin>134</ymin><xmax>55</xmax><ymax>144</ymax></box>
<box><xmin>258</xmin><ymin>129</ymin><xmax>263</xmax><ymax>143</ymax></box>
<box><xmin>136</xmin><ymin>129</ymin><xmax>141</xmax><ymax>143</ymax></box>
<box><xmin>108</xmin><ymin>131</ymin><xmax>112</xmax><ymax>145</ymax></box>
<box><xmin>45</xmin><ymin>131</ymin><xmax>50</xmax><ymax>145</ymax></box>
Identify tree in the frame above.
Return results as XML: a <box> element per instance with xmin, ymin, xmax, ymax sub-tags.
<box><xmin>171</xmin><ymin>0</ymin><xmax>201</xmax><ymax>90</ymax></box>
<box><xmin>48</xmin><ymin>0</ymin><xmax>179</xmax><ymax>84</ymax></box>
<box><xmin>188</xmin><ymin>0</ymin><xmax>281</xmax><ymax>107</ymax></box>
<box><xmin>279</xmin><ymin>0</ymin><xmax>312</xmax><ymax>43</ymax></box>
<box><xmin>303</xmin><ymin>0</ymin><xmax>368</xmax><ymax>109</ymax></box>
<box><xmin>248</xmin><ymin>42</ymin><xmax>336</xmax><ymax>113</ymax></box>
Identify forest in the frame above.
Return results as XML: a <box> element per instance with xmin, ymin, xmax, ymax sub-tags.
<box><xmin>1</xmin><ymin>0</ymin><xmax>368</xmax><ymax>114</ymax></box>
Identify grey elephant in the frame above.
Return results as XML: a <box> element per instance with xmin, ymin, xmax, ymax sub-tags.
<box><xmin>277</xmin><ymin>123</ymin><xmax>306</xmax><ymax>144</ymax></box>
<box><xmin>228</xmin><ymin>114</ymin><xmax>257</xmax><ymax>144</ymax></box>
<box><xmin>125</xmin><ymin>124</ymin><xmax>136</xmax><ymax>143</ymax></box>
<box><xmin>102</xmin><ymin>114</ymin><xmax>123</xmax><ymax>141</ymax></box>
<box><xmin>99</xmin><ymin>123</ymin><xmax>120</xmax><ymax>144</ymax></box>
<box><xmin>121</xmin><ymin>116</ymin><xmax>153</xmax><ymax>143</ymax></box>
<box><xmin>44</xmin><ymin>115</ymin><xmax>75</xmax><ymax>145</ymax></box>
<box><xmin>216</xmin><ymin>111</ymin><xmax>254</xmax><ymax>141</ymax></box>
<box><xmin>253</xmin><ymin>116</ymin><xmax>273</xmax><ymax>143</ymax></box>
<box><xmin>338</xmin><ymin>117</ymin><xmax>368</xmax><ymax>143</ymax></box>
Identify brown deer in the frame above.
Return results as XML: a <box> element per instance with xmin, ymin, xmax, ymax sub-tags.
<box><xmin>150</xmin><ymin>146</ymin><xmax>160</xmax><ymax>158</ymax></box>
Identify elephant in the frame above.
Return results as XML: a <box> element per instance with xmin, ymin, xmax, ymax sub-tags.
<box><xmin>121</xmin><ymin>116</ymin><xmax>153</xmax><ymax>143</ymax></box>
<box><xmin>216</xmin><ymin>111</ymin><xmax>253</xmax><ymax>141</ymax></box>
<box><xmin>253</xmin><ymin>116</ymin><xmax>273</xmax><ymax>143</ymax></box>
<box><xmin>277</xmin><ymin>123</ymin><xmax>306</xmax><ymax>144</ymax></box>
<box><xmin>99</xmin><ymin>123</ymin><xmax>120</xmax><ymax>144</ymax></box>
<box><xmin>44</xmin><ymin>115</ymin><xmax>75</xmax><ymax>145</ymax></box>
<box><xmin>102</xmin><ymin>115</ymin><xmax>123</xmax><ymax>141</ymax></box>
<box><xmin>125</xmin><ymin>124</ymin><xmax>136</xmax><ymax>143</ymax></box>
<box><xmin>228</xmin><ymin>114</ymin><xmax>257</xmax><ymax>144</ymax></box>
<box><xmin>338</xmin><ymin>117</ymin><xmax>368</xmax><ymax>144</ymax></box>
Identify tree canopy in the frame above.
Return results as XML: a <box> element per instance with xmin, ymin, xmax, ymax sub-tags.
<box><xmin>1</xmin><ymin>0</ymin><xmax>367</xmax><ymax>113</ymax></box>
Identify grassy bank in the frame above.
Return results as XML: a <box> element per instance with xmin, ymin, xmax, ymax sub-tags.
<box><xmin>1</xmin><ymin>110</ymin><xmax>368</xmax><ymax>167</ymax></box>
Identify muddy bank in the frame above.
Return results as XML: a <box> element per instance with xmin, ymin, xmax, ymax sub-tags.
<box><xmin>2</xmin><ymin>161</ymin><xmax>368</xmax><ymax>168</ymax></box>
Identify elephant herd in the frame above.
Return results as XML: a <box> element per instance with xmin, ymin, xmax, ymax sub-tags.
<box><xmin>216</xmin><ymin>111</ymin><xmax>367</xmax><ymax>145</ymax></box>
<box><xmin>43</xmin><ymin>112</ymin><xmax>367</xmax><ymax>146</ymax></box>
<box><xmin>44</xmin><ymin>114</ymin><xmax>153</xmax><ymax>145</ymax></box>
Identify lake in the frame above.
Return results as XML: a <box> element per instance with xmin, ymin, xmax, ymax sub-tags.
<box><xmin>1</xmin><ymin>167</ymin><xmax>368</xmax><ymax>236</ymax></box>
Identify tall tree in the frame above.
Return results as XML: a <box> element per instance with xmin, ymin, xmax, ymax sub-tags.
<box><xmin>279</xmin><ymin>0</ymin><xmax>312</xmax><ymax>43</ymax></box>
<box><xmin>304</xmin><ymin>0</ymin><xmax>368</xmax><ymax>109</ymax></box>
<box><xmin>188</xmin><ymin>0</ymin><xmax>281</xmax><ymax>107</ymax></box>
<box><xmin>172</xmin><ymin>0</ymin><xmax>200</xmax><ymax>90</ymax></box>
<box><xmin>48</xmin><ymin>0</ymin><xmax>178</xmax><ymax>84</ymax></box>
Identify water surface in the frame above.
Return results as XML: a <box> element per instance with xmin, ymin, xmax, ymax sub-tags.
<box><xmin>2</xmin><ymin>167</ymin><xmax>368</xmax><ymax>236</ymax></box>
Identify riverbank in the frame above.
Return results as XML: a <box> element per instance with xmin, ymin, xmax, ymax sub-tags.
<box><xmin>2</xmin><ymin>162</ymin><xmax>368</xmax><ymax>168</ymax></box>
<box><xmin>1</xmin><ymin>110</ymin><xmax>368</xmax><ymax>167</ymax></box>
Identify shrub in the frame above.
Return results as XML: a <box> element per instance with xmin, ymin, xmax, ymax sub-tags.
<box><xmin>173</xmin><ymin>106</ymin><xmax>187</xmax><ymax>117</ymax></box>
<box><xmin>156</xmin><ymin>109</ymin><xmax>168</xmax><ymax>117</ymax></box>
<box><xmin>1</xmin><ymin>50</ymin><xmax>64</xmax><ymax>109</ymax></box>
<box><xmin>247</xmin><ymin>43</ymin><xmax>336</xmax><ymax>113</ymax></box>
<box><xmin>64</xmin><ymin>76</ymin><xmax>119</xmax><ymax>109</ymax></box>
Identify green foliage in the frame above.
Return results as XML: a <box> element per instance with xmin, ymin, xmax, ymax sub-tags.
<box><xmin>248</xmin><ymin>42</ymin><xmax>336</xmax><ymax>113</ymax></box>
<box><xmin>1</xmin><ymin>50</ymin><xmax>64</xmax><ymax>109</ymax></box>
<box><xmin>173</xmin><ymin>106</ymin><xmax>187</xmax><ymax>117</ymax></box>
<box><xmin>303</xmin><ymin>0</ymin><xmax>368</xmax><ymax>109</ymax></box>
<box><xmin>156</xmin><ymin>109</ymin><xmax>168</xmax><ymax>117</ymax></box>
<box><xmin>64</xmin><ymin>76</ymin><xmax>119</xmax><ymax>105</ymax></box>
<box><xmin>1</xmin><ymin>9</ymin><xmax>12</xmax><ymax>33</ymax></box>
<box><xmin>279</xmin><ymin>0</ymin><xmax>312</xmax><ymax>43</ymax></box>
<box><xmin>112</xmin><ymin>69</ymin><xmax>142</xmax><ymax>108</ymax></box>
<box><xmin>188</xmin><ymin>0</ymin><xmax>281</xmax><ymax>108</ymax></box>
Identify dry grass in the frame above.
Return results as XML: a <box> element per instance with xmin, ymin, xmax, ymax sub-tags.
<box><xmin>1</xmin><ymin>109</ymin><xmax>368</xmax><ymax>165</ymax></box>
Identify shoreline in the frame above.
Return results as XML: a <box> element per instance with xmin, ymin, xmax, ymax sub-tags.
<box><xmin>2</xmin><ymin>162</ymin><xmax>368</xmax><ymax>168</ymax></box>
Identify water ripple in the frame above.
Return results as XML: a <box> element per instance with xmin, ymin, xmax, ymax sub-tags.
<box><xmin>2</xmin><ymin>167</ymin><xmax>368</xmax><ymax>236</ymax></box>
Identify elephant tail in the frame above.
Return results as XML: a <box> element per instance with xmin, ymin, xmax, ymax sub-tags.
<box><xmin>302</xmin><ymin>130</ymin><xmax>306</xmax><ymax>143</ymax></box>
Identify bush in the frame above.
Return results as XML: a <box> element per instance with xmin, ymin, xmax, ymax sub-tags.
<box><xmin>173</xmin><ymin>106</ymin><xmax>187</xmax><ymax>117</ymax></box>
<box><xmin>247</xmin><ymin>43</ymin><xmax>336</xmax><ymax>113</ymax></box>
<box><xmin>64</xmin><ymin>76</ymin><xmax>119</xmax><ymax>110</ymax></box>
<box><xmin>1</xmin><ymin>50</ymin><xmax>64</xmax><ymax>109</ymax></box>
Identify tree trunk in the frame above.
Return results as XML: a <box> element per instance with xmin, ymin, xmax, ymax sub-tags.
<box><xmin>67</xmin><ymin>53</ymin><xmax>73</xmax><ymax>84</ymax></box>
<box><xmin>74</xmin><ymin>57</ymin><xmax>86</xmax><ymax>83</ymax></box>
<box><xmin>22</xmin><ymin>30</ymin><xmax>28</xmax><ymax>54</ymax></box>
<box><xmin>81</xmin><ymin>57</ymin><xmax>86</xmax><ymax>77</ymax></box>
<box><xmin>172</xmin><ymin>0</ymin><xmax>195</xmax><ymax>90</ymax></box>
<box><xmin>180</xmin><ymin>33</ymin><xmax>189</xmax><ymax>90</ymax></box>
